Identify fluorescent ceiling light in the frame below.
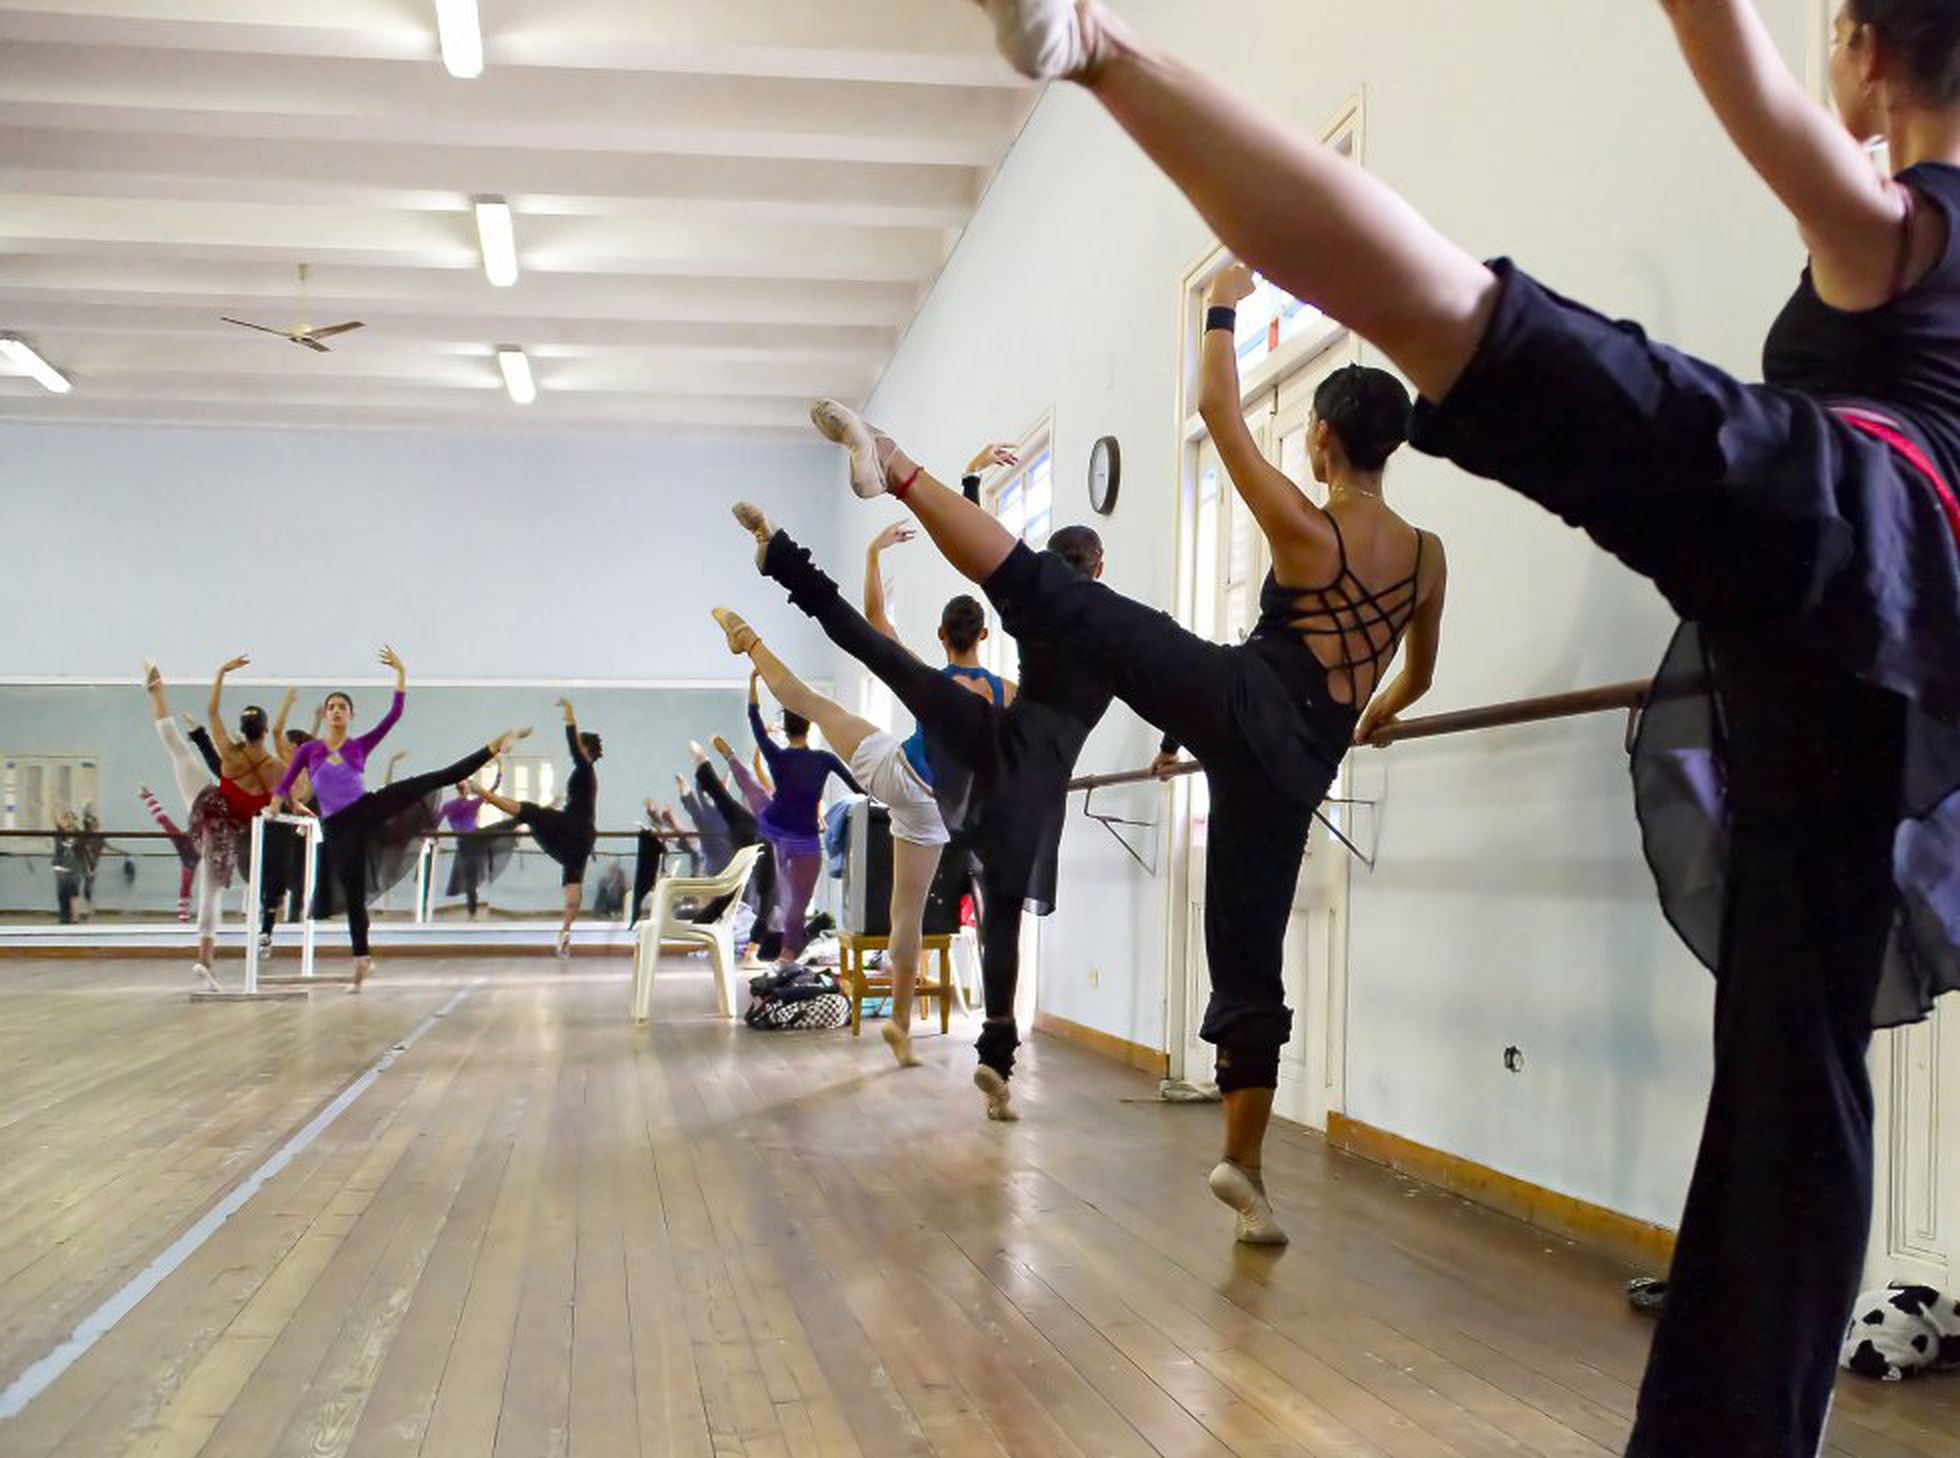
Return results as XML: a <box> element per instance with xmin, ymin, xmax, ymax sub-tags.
<box><xmin>474</xmin><ymin>197</ymin><xmax>517</xmax><ymax>287</ymax></box>
<box><xmin>435</xmin><ymin>0</ymin><xmax>482</xmax><ymax>79</ymax></box>
<box><xmin>0</xmin><ymin>337</ymin><xmax>72</xmax><ymax>394</ymax></box>
<box><xmin>497</xmin><ymin>347</ymin><xmax>535</xmax><ymax>405</ymax></box>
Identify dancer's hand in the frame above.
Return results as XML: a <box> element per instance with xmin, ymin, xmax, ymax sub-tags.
<box><xmin>869</xmin><ymin>522</ymin><xmax>915</xmax><ymax>553</ymax></box>
<box><xmin>556</xmin><ymin>696</ymin><xmax>575</xmax><ymax>721</ymax></box>
<box><xmin>379</xmin><ymin>644</ymin><xmax>406</xmax><ymax>688</ymax></box>
<box><xmin>966</xmin><ymin>442</ymin><xmax>1020</xmax><ymax>474</ymax></box>
<box><xmin>219</xmin><ymin>655</ymin><xmax>250</xmax><ymax>676</ymax></box>
<box><xmin>265</xmin><ymin>797</ymin><xmax>284</xmax><ymax>820</ymax></box>
<box><xmin>1206</xmin><ymin>262</ymin><xmax>1257</xmax><ymax>308</ymax></box>
<box><xmin>1149</xmin><ymin>751</ymin><xmax>1182</xmax><ymax>780</ymax></box>
<box><xmin>1353</xmin><ymin>709</ymin><xmax>1397</xmax><ymax>747</ymax></box>
<box><xmin>748</xmin><ymin>669</ymin><xmax>761</xmax><ymax>704</ymax></box>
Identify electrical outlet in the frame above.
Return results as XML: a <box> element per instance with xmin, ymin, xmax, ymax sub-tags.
<box><xmin>1088</xmin><ymin>967</ymin><xmax>1100</xmax><ymax>989</ymax></box>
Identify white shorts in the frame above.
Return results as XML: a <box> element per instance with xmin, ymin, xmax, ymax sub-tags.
<box><xmin>847</xmin><ymin>732</ymin><xmax>949</xmax><ymax>848</ymax></box>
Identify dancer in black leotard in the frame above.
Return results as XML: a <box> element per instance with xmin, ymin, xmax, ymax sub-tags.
<box><xmin>731</xmin><ymin>499</ymin><xmax>1121</xmax><ymax>1121</ymax></box>
<box><xmin>959</xmin><ymin>2</ymin><xmax>1960</xmax><ymax>1452</ymax></box>
<box><xmin>812</xmin><ymin>331</ymin><xmax>1447</xmax><ymax>1232</ymax></box>
<box><xmin>477</xmin><ymin>698</ymin><xmax>600</xmax><ymax>959</ymax></box>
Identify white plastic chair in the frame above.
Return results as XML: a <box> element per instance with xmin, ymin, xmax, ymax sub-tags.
<box><xmin>632</xmin><ymin>844</ymin><xmax>762</xmax><ymax>1024</ymax></box>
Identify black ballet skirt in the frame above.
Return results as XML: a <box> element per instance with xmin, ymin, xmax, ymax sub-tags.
<box><xmin>1409</xmin><ymin>240</ymin><xmax>1960</xmax><ymax>1028</ymax></box>
<box><xmin>310</xmin><ymin>791</ymin><xmax>441</xmax><ymax>918</ymax></box>
<box><xmin>445</xmin><ymin>826</ymin><xmax>517</xmax><ymax>898</ymax></box>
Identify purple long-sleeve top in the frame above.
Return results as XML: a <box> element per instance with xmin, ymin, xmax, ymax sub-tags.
<box><xmin>278</xmin><ymin>690</ymin><xmax>403</xmax><ymax>818</ymax></box>
<box><xmin>750</xmin><ymin>701</ymin><xmax>860</xmax><ymax>854</ymax></box>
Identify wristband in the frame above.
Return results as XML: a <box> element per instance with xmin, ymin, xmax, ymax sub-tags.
<box><xmin>1204</xmin><ymin>305</ymin><xmax>1238</xmax><ymax>334</ymax></box>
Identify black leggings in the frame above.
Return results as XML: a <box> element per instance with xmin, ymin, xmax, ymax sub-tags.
<box><xmin>984</xmin><ymin>544</ymin><xmax>1336</xmax><ymax>1091</ymax></box>
<box><xmin>319</xmin><ymin>746</ymin><xmax>493</xmax><ymax>957</ymax></box>
<box><xmin>969</xmin><ymin>860</ymin><xmax>1028</xmax><ymax>1079</ymax></box>
<box><xmin>694</xmin><ymin>761</ymin><xmax>780</xmax><ymax>958</ymax></box>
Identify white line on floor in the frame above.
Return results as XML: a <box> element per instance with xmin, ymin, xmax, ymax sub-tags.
<box><xmin>0</xmin><ymin>981</ymin><xmax>479</xmax><ymax>1421</ymax></box>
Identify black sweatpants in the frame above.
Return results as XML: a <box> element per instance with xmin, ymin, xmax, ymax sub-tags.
<box><xmin>319</xmin><ymin>746</ymin><xmax>493</xmax><ymax>958</ymax></box>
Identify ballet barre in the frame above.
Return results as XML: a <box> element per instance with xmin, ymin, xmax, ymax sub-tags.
<box><xmin>1066</xmin><ymin>676</ymin><xmax>1659</xmax><ymax>871</ymax></box>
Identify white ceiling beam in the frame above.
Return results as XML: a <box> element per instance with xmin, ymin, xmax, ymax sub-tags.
<box><xmin>0</xmin><ymin>42</ymin><xmax>1029</xmax><ymax>166</ymax></box>
<box><xmin>0</xmin><ymin>0</ymin><xmax>1019</xmax><ymax>85</ymax></box>
<box><xmin>0</xmin><ymin>299</ymin><xmax>896</xmax><ymax>359</ymax></box>
<box><xmin>0</xmin><ymin>394</ymin><xmax>821</xmax><ymax>439</ymax></box>
<box><xmin>6</xmin><ymin>129</ymin><xmax>982</xmax><ymax>228</ymax></box>
<box><xmin>0</xmin><ymin>256</ymin><xmax>923</xmax><ymax>328</ymax></box>
<box><xmin>44</xmin><ymin>336</ymin><xmax>879</xmax><ymax>399</ymax></box>
<box><xmin>0</xmin><ymin>196</ymin><xmax>954</xmax><ymax>283</ymax></box>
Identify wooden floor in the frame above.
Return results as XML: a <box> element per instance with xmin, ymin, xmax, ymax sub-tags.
<box><xmin>0</xmin><ymin>959</ymin><xmax>1954</xmax><ymax>1458</ymax></box>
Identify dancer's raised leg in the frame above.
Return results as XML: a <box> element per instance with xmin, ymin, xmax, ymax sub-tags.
<box><xmin>710</xmin><ymin>609</ymin><xmax>880</xmax><ymax>764</ymax></box>
<box><xmin>974</xmin><ymin>0</ymin><xmax>1496</xmax><ymax>402</ymax></box>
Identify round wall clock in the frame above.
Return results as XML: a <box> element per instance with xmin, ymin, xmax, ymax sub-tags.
<box><xmin>1088</xmin><ymin>435</ymin><xmax>1121</xmax><ymax>515</ymax></box>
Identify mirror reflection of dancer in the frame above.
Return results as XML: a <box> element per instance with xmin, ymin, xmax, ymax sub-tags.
<box><xmin>708</xmin><ymin>607</ymin><xmax>946</xmax><ymax>1067</ymax></box>
<box><xmin>813</xmin><ymin>374</ymin><xmax>1443</xmax><ymax>1238</ymax></box>
<box><xmin>474</xmin><ymin>698</ymin><xmax>599</xmax><ymax>959</ymax></box>
<box><xmin>143</xmin><ymin>657</ymin><xmax>297</xmax><ymax>989</ymax></box>
<box><xmin>968</xmin><ymin>1</ymin><xmax>1960</xmax><ymax>1450</ymax></box>
<box><xmin>741</xmin><ymin>674</ymin><xmax>861</xmax><ymax>973</ymax></box>
<box><xmin>137</xmin><ymin>785</ymin><xmax>198</xmax><ymax>923</ymax></box>
<box><xmin>430</xmin><ymin>766</ymin><xmax>511</xmax><ymax>919</ymax></box>
<box><xmin>269</xmin><ymin>647</ymin><xmax>529</xmax><ymax>990</ymax></box>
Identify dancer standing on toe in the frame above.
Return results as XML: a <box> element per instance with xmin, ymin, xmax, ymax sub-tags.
<box><xmin>471</xmin><ymin>698</ymin><xmax>598</xmax><ymax>958</ymax></box>
<box><xmin>268</xmin><ymin>647</ymin><xmax>528</xmax><ymax>990</ymax></box>
<box><xmin>963</xmin><ymin>2</ymin><xmax>1960</xmax><ymax>1451</ymax></box>
<box><xmin>741</xmin><ymin>670</ymin><xmax>862</xmax><ymax>973</ymax></box>
<box><xmin>143</xmin><ymin>658</ymin><xmax>297</xmax><ymax>988</ymax></box>
<box><xmin>708</xmin><ymin>607</ymin><xmax>946</xmax><ymax>1067</ymax></box>
<box><xmin>812</xmin><ymin>328</ymin><xmax>1444</xmax><ymax>1228</ymax></box>
<box><xmin>733</xmin><ymin>497</ymin><xmax>1118</xmax><ymax>1123</ymax></box>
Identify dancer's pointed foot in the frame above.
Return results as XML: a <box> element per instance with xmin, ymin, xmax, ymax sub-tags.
<box><xmin>141</xmin><ymin>658</ymin><xmax>161</xmax><ymax>690</ymax></box>
<box><xmin>488</xmin><ymin>727</ymin><xmax>532</xmax><ymax>757</ymax></box>
<box><xmin>350</xmin><ymin>956</ymin><xmax>373</xmax><ymax>993</ymax></box>
<box><xmin>193</xmin><ymin>962</ymin><xmax>220</xmax><ymax>993</ymax></box>
<box><xmin>882</xmin><ymin>1021</ymin><xmax>922</xmax><ymax>1069</ymax></box>
<box><xmin>1207</xmin><ymin>1160</ymin><xmax>1289</xmax><ymax>1246</ymax></box>
<box><xmin>809</xmin><ymin>399</ymin><xmax>906</xmax><ymax>499</ymax></box>
<box><xmin>711</xmin><ymin>609</ymin><xmax>759</xmax><ymax>656</ymax></box>
<box><xmin>732</xmin><ymin>502</ymin><xmax>774</xmax><ymax>569</ymax></box>
<box><xmin>975</xmin><ymin>0</ymin><xmax>1103</xmax><ymax>81</ymax></box>
<box><xmin>710</xmin><ymin>735</ymin><xmax>736</xmax><ymax>762</ymax></box>
<box><xmin>974</xmin><ymin>1065</ymin><xmax>1020</xmax><ymax>1121</ymax></box>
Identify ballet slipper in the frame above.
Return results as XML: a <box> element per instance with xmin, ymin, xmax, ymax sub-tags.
<box><xmin>974</xmin><ymin>1065</ymin><xmax>1020</xmax><ymax>1121</ymax></box>
<box><xmin>732</xmin><ymin>502</ymin><xmax>774</xmax><ymax>569</ymax></box>
<box><xmin>1207</xmin><ymin>1160</ymin><xmax>1289</xmax><ymax>1245</ymax></box>
<box><xmin>711</xmin><ymin>609</ymin><xmax>759</xmax><ymax>655</ymax></box>
<box><xmin>809</xmin><ymin>399</ymin><xmax>906</xmax><ymax>499</ymax></box>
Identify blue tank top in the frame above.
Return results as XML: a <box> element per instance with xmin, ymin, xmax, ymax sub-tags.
<box><xmin>902</xmin><ymin>664</ymin><xmax>1006</xmax><ymax>784</ymax></box>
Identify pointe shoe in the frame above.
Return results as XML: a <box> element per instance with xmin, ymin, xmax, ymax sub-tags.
<box><xmin>710</xmin><ymin>734</ymin><xmax>736</xmax><ymax>761</ymax></box>
<box><xmin>809</xmin><ymin>399</ymin><xmax>895</xmax><ymax>500</ymax></box>
<box><xmin>882</xmin><ymin>1022</ymin><xmax>922</xmax><ymax>1069</ymax></box>
<box><xmin>974</xmin><ymin>1066</ymin><xmax>1020</xmax><ymax>1121</ymax></box>
<box><xmin>141</xmin><ymin>657</ymin><xmax>161</xmax><ymax>690</ymax></box>
<box><xmin>732</xmin><ymin>502</ymin><xmax>774</xmax><ymax>568</ymax></box>
<box><xmin>711</xmin><ymin>608</ymin><xmax>759</xmax><ymax>655</ymax></box>
<box><xmin>193</xmin><ymin>962</ymin><xmax>220</xmax><ymax>993</ymax></box>
<box><xmin>978</xmin><ymin>0</ymin><xmax>1094</xmax><ymax>80</ymax></box>
<box><xmin>1208</xmin><ymin>1160</ymin><xmax>1289</xmax><ymax>1246</ymax></box>
<box><xmin>555</xmin><ymin>931</ymin><xmax>572</xmax><ymax>961</ymax></box>
<box><xmin>349</xmin><ymin>957</ymin><xmax>372</xmax><ymax>994</ymax></box>
<box><xmin>490</xmin><ymin>727</ymin><xmax>532</xmax><ymax>757</ymax></box>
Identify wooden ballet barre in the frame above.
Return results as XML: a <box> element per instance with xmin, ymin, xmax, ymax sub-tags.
<box><xmin>1066</xmin><ymin>677</ymin><xmax>1656</xmax><ymax>793</ymax></box>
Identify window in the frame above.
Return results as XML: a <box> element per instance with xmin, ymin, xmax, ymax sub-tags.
<box><xmin>989</xmin><ymin>444</ymin><xmax>1053</xmax><ymax>549</ymax></box>
<box><xmin>3</xmin><ymin>754</ymin><xmax>100</xmax><ymax>832</ymax></box>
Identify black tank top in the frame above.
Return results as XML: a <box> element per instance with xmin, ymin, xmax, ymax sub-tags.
<box><xmin>1247</xmin><ymin>514</ymin><xmax>1425</xmax><ymax>751</ymax></box>
<box><xmin>1761</xmin><ymin>161</ymin><xmax>1960</xmax><ymax>484</ymax></box>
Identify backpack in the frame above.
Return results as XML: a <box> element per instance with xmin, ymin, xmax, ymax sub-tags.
<box><xmin>744</xmin><ymin>966</ymin><xmax>848</xmax><ymax>1031</ymax></box>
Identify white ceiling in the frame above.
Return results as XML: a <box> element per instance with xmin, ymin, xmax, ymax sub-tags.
<box><xmin>0</xmin><ymin>0</ymin><xmax>1036</xmax><ymax>436</ymax></box>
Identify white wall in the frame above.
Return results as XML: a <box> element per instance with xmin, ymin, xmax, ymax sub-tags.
<box><xmin>1</xmin><ymin>422</ymin><xmax>840</xmax><ymax>684</ymax></box>
<box><xmin>847</xmin><ymin>0</ymin><xmax>1824</xmax><ymax>1227</ymax></box>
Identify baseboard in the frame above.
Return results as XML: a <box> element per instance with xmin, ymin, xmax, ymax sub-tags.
<box><xmin>1325</xmin><ymin>1111</ymin><xmax>1675</xmax><ymax>1271</ymax></box>
<box><xmin>1032</xmin><ymin>1009</ymin><xmax>1170</xmax><ymax>1078</ymax></box>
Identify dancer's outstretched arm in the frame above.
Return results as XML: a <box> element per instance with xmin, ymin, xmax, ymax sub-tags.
<box><xmin>207</xmin><ymin>655</ymin><xmax>249</xmax><ymax>756</ymax></box>
<box><xmin>559</xmin><ymin>697</ymin><xmax>590</xmax><ymax>763</ymax></box>
<box><xmin>1199</xmin><ymin>263</ymin><xmax>1334</xmax><ymax>557</ymax></box>
<box><xmin>271</xmin><ymin>689</ymin><xmax>297</xmax><ymax>765</ymax></box>
<box><xmin>1660</xmin><ymin>0</ymin><xmax>1912</xmax><ymax>306</ymax></box>
<box><xmin>864</xmin><ymin>524</ymin><xmax>914</xmax><ymax>646</ymax></box>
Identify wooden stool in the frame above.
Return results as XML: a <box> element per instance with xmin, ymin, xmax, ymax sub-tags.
<box><xmin>837</xmin><ymin>932</ymin><xmax>958</xmax><ymax>1036</ymax></box>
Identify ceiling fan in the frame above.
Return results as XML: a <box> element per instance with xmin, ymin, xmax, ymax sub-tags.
<box><xmin>221</xmin><ymin>264</ymin><xmax>364</xmax><ymax>353</ymax></box>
